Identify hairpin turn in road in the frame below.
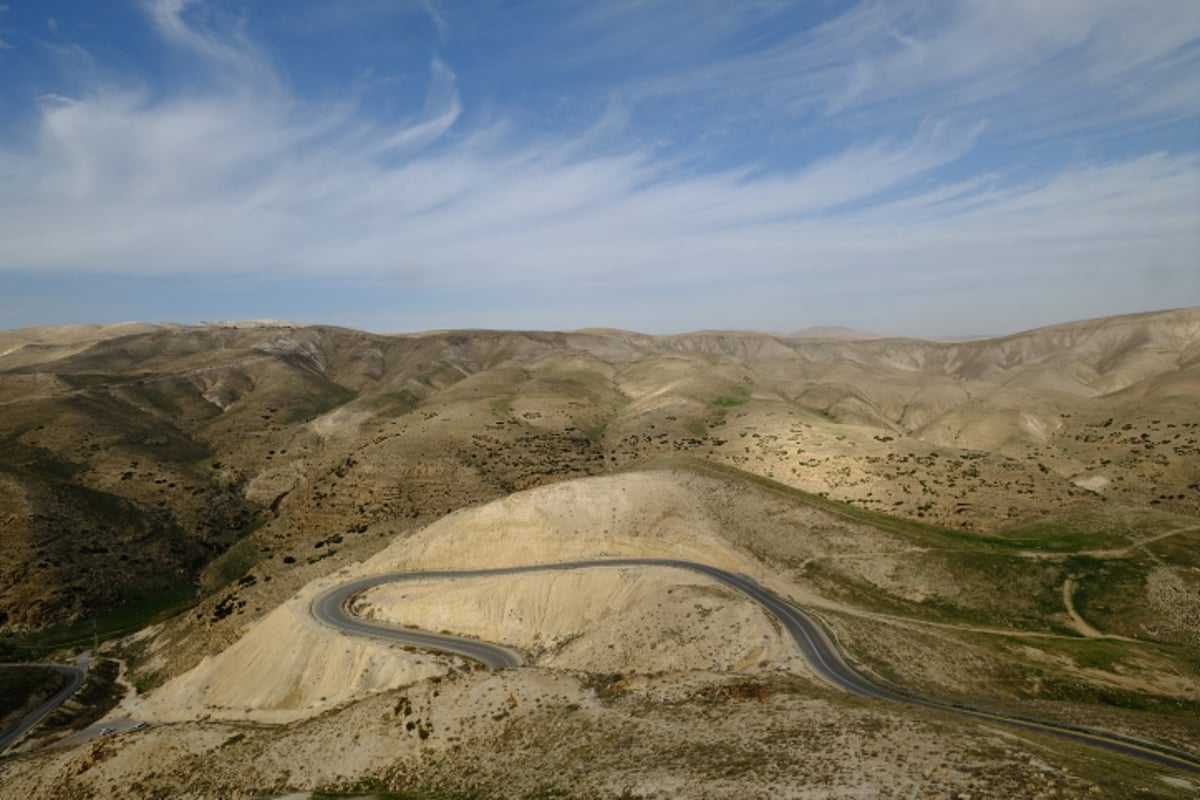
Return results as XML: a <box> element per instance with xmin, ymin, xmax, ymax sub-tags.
<box><xmin>312</xmin><ymin>558</ymin><xmax>1200</xmax><ymax>775</ymax></box>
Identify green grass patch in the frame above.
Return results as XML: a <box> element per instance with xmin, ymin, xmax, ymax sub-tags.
<box><xmin>57</xmin><ymin>373</ymin><xmax>134</xmax><ymax>389</ymax></box>
<box><xmin>1025</xmin><ymin>635</ymin><xmax>1134</xmax><ymax>672</ymax></box>
<box><xmin>53</xmin><ymin>392</ymin><xmax>214</xmax><ymax>463</ymax></box>
<box><xmin>708</xmin><ymin>386</ymin><xmax>751</xmax><ymax>430</ymax></box>
<box><xmin>989</xmin><ymin>522</ymin><xmax>1129</xmax><ymax>552</ymax></box>
<box><xmin>0</xmin><ymin>439</ymin><xmax>86</xmax><ymax>482</ymax></box>
<box><xmin>637</xmin><ymin>458</ymin><xmax>1176</xmax><ymax>635</ymax></box>
<box><xmin>283</xmin><ymin>382</ymin><xmax>358</xmax><ymax>424</ymax></box>
<box><xmin>933</xmin><ymin>550</ymin><xmax>1070</xmax><ymax>627</ymax></box>
<box><xmin>68</xmin><ymin>481</ymin><xmax>165</xmax><ymax>525</ymax></box>
<box><xmin>664</xmin><ymin>457</ymin><xmax>1200</xmax><ymax>559</ymax></box>
<box><xmin>367</xmin><ymin>390</ymin><xmax>422</xmax><ymax>417</ymax></box>
<box><xmin>415</xmin><ymin>362</ymin><xmax>468</xmax><ymax>389</ymax></box>
<box><xmin>659</xmin><ymin>457</ymin><xmax>981</xmax><ymax>549</ymax></box>
<box><xmin>26</xmin><ymin>453</ymin><xmax>86</xmax><ymax>481</ymax></box>
<box><xmin>0</xmin><ymin>404</ymin><xmax>61</xmax><ymax>444</ymax></box>
<box><xmin>526</xmin><ymin>373</ymin><xmax>620</xmax><ymax>411</ymax></box>
<box><xmin>199</xmin><ymin>534</ymin><xmax>263</xmax><ymax>595</ymax></box>
<box><xmin>118</xmin><ymin>382</ymin><xmax>185</xmax><ymax>415</ymax></box>
<box><xmin>578</xmin><ymin>398</ymin><xmax>631</xmax><ymax>445</ymax></box>
<box><xmin>1064</xmin><ymin>556</ymin><xmax>1159</xmax><ymax>639</ymax></box>
<box><xmin>1143</xmin><ymin>528</ymin><xmax>1200</xmax><ymax>568</ymax></box>
<box><xmin>0</xmin><ymin>580</ymin><xmax>196</xmax><ymax>661</ymax></box>
<box><xmin>994</xmin><ymin>510</ymin><xmax>1140</xmax><ymax>552</ymax></box>
<box><xmin>996</xmin><ymin>505</ymin><xmax>1200</xmax><ymax>553</ymax></box>
<box><xmin>803</xmin><ymin>555</ymin><xmax>1071</xmax><ymax>632</ymax></box>
<box><xmin>1030</xmin><ymin>674</ymin><xmax>1200</xmax><ymax>715</ymax></box>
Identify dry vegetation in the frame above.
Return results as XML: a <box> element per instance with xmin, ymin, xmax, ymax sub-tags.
<box><xmin>0</xmin><ymin>666</ymin><xmax>65</xmax><ymax>735</ymax></box>
<box><xmin>1</xmin><ymin>309</ymin><xmax>1198</xmax><ymax>798</ymax></box>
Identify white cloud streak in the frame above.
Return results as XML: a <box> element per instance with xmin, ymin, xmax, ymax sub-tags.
<box><xmin>2</xmin><ymin>85</ymin><xmax>1192</xmax><ymax>287</ymax></box>
<box><xmin>141</xmin><ymin>0</ymin><xmax>274</xmax><ymax>89</ymax></box>
<box><xmin>638</xmin><ymin>0</ymin><xmax>1200</xmax><ymax>136</ymax></box>
<box><xmin>371</xmin><ymin>58</ymin><xmax>460</xmax><ymax>154</ymax></box>
<box><xmin>0</xmin><ymin>0</ymin><xmax>1196</xmax><ymax>332</ymax></box>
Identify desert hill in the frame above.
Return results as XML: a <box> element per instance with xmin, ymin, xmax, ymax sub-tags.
<box><xmin>1</xmin><ymin>309</ymin><xmax>1199</xmax><ymax>797</ymax></box>
<box><xmin>787</xmin><ymin>325</ymin><xmax>892</xmax><ymax>339</ymax></box>
<box><xmin>0</xmin><ymin>309</ymin><xmax>1197</xmax><ymax>638</ymax></box>
<box><xmin>2</xmin><ymin>463</ymin><xmax>1198</xmax><ymax>798</ymax></box>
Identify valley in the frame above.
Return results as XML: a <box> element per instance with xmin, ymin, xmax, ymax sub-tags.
<box><xmin>0</xmin><ymin>309</ymin><xmax>1198</xmax><ymax>798</ymax></box>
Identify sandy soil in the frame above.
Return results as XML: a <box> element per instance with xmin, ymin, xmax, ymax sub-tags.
<box><xmin>6</xmin><ymin>668</ymin><xmax>1181</xmax><ymax>800</ymax></box>
<box><xmin>3</xmin><ymin>311</ymin><xmax>1199</xmax><ymax>798</ymax></box>
<box><xmin>2</xmin><ymin>466</ymin><xmax>1197</xmax><ymax>798</ymax></box>
<box><xmin>358</xmin><ymin>566</ymin><xmax>804</xmax><ymax>674</ymax></box>
<box><xmin>129</xmin><ymin>471</ymin><xmax>813</xmax><ymax>724</ymax></box>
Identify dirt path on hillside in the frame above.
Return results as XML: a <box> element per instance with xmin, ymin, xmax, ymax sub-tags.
<box><xmin>1013</xmin><ymin>523</ymin><xmax>1200</xmax><ymax>562</ymax></box>
<box><xmin>1062</xmin><ymin>578</ymin><xmax>1106</xmax><ymax>638</ymax></box>
<box><xmin>1126</xmin><ymin>524</ymin><xmax>1200</xmax><ymax>554</ymax></box>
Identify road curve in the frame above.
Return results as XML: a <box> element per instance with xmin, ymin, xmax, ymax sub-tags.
<box><xmin>0</xmin><ymin>662</ymin><xmax>87</xmax><ymax>754</ymax></box>
<box><xmin>311</xmin><ymin>558</ymin><xmax>1200</xmax><ymax>775</ymax></box>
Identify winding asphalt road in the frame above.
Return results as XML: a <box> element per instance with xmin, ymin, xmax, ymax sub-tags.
<box><xmin>313</xmin><ymin>558</ymin><xmax>1200</xmax><ymax>775</ymax></box>
<box><xmin>0</xmin><ymin>658</ymin><xmax>87</xmax><ymax>754</ymax></box>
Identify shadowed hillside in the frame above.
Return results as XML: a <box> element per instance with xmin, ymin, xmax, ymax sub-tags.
<box><xmin>0</xmin><ymin>309</ymin><xmax>1196</xmax><ymax>640</ymax></box>
<box><xmin>2</xmin><ymin>310</ymin><xmax>1199</xmax><ymax>799</ymax></box>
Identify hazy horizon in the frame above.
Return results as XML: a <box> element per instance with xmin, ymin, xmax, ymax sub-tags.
<box><xmin>8</xmin><ymin>306</ymin><xmax>1199</xmax><ymax>345</ymax></box>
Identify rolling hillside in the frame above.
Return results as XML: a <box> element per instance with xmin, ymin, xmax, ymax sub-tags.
<box><xmin>1</xmin><ymin>309</ymin><xmax>1196</xmax><ymax>639</ymax></box>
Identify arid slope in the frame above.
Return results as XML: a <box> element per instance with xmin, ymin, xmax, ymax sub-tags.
<box><xmin>1</xmin><ymin>310</ymin><xmax>1196</xmax><ymax>640</ymax></box>
<box><xmin>3</xmin><ymin>465</ymin><xmax>1198</xmax><ymax>799</ymax></box>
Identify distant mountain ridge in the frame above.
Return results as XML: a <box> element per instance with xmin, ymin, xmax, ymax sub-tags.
<box><xmin>0</xmin><ymin>307</ymin><xmax>1196</xmax><ymax>633</ymax></box>
<box><xmin>787</xmin><ymin>325</ymin><xmax>892</xmax><ymax>340</ymax></box>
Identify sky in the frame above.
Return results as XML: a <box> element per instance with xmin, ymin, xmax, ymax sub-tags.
<box><xmin>0</xmin><ymin>1</ymin><xmax>1197</xmax><ymax>336</ymax></box>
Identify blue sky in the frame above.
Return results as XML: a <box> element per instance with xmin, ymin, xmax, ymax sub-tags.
<box><xmin>0</xmin><ymin>1</ymin><xmax>1197</xmax><ymax>336</ymax></box>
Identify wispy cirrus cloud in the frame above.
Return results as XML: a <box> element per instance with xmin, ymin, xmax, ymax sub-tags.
<box><xmin>633</xmin><ymin>0</ymin><xmax>1200</xmax><ymax>139</ymax></box>
<box><xmin>371</xmin><ymin>58</ymin><xmax>460</xmax><ymax>154</ymax></box>
<box><xmin>0</xmin><ymin>1</ymin><xmax>11</xmax><ymax>49</ymax></box>
<box><xmin>0</xmin><ymin>0</ymin><xmax>1195</xmax><ymax>334</ymax></box>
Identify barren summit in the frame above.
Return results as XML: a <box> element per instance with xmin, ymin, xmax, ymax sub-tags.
<box><xmin>1</xmin><ymin>309</ymin><xmax>1199</xmax><ymax>798</ymax></box>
